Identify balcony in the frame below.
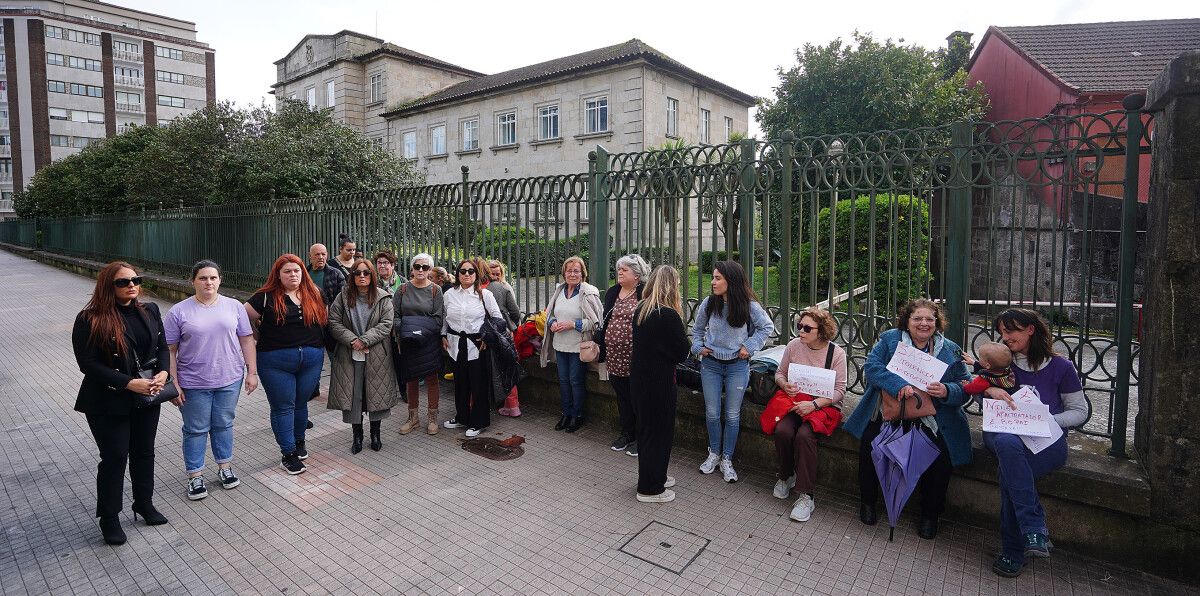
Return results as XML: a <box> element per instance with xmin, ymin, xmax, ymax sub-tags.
<box><xmin>114</xmin><ymin>75</ymin><xmax>144</xmax><ymax>88</ymax></box>
<box><xmin>0</xmin><ymin>118</ymin><xmax>8</xmax><ymax>130</ymax></box>
<box><xmin>113</xmin><ymin>50</ymin><xmax>143</xmax><ymax>64</ymax></box>
<box><xmin>116</xmin><ymin>102</ymin><xmax>144</xmax><ymax>114</ymax></box>
<box><xmin>0</xmin><ymin>172</ymin><xmax>12</xmax><ymax>183</ymax></box>
<box><xmin>0</xmin><ymin>145</ymin><xmax>9</xmax><ymax>156</ymax></box>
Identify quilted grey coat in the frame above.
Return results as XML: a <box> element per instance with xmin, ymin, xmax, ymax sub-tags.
<box><xmin>326</xmin><ymin>287</ymin><xmax>400</xmax><ymax>413</ymax></box>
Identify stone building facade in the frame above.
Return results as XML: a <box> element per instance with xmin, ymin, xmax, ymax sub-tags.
<box><xmin>1</xmin><ymin>0</ymin><xmax>214</xmax><ymax>218</ymax></box>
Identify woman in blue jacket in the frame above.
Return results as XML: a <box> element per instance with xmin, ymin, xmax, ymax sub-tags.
<box><xmin>691</xmin><ymin>261</ymin><xmax>774</xmax><ymax>483</ymax></box>
<box><xmin>843</xmin><ymin>298</ymin><xmax>970</xmax><ymax>540</ymax></box>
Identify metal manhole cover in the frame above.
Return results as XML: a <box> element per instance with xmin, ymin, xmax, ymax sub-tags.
<box><xmin>619</xmin><ymin>521</ymin><xmax>709</xmax><ymax>574</ymax></box>
<box><xmin>461</xmin><ymin>436</ymin><xmax>525</xmax><ymax>461</ymax></box>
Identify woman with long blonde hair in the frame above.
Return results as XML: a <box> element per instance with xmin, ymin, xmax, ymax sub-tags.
<box><xmin>629</xmin><ymin>266</ymin><xmax>691</xmax><ymax>502</ymax></box>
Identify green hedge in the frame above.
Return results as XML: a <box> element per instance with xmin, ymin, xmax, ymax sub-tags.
<box><xmin>792</xmin><ymin>193</ymin><xmax>931</xmax><ymax>312</ymax></box>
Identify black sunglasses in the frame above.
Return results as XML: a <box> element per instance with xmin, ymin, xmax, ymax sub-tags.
<box><xmin>113</xmin><ymin>277</ymin><xmax>143</xmax><ymax>288</ymax></box>
<box><xmin>352</xmin><ymin>270</ymin><xmax>372</xmax><ymax>277</ymax></box>
<box><xmin>458</xmin><ymin>268</ymin><xmax>476</xmax><ymax>275</ymax></box>
<box><xmin>413</xmin><ymin>264</ymin><xmax>431</xmax><ymax>271</ymax></box>
<box><xmin>798</xmin><ymin>324</ymin><xmax>817</xmax><ymax>333</ymax></box>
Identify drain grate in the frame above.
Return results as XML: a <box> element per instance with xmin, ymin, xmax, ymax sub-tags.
<box><xmin>460</xmin><ymin>436</ymin><xmax>525</xmax><ymax>461</ymax></box>
<box><xmin>619</xmin><ymin>521</ymin><xmax>709</xmax><ymax>574</ymax></box>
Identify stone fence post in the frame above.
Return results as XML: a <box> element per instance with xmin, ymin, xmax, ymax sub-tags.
<box><xmin>1138</xmin><ymin>50</ymin><xmax>1200</xmax><ymax>531</ymax></box>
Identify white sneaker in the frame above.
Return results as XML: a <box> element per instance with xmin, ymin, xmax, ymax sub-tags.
<box><xmin>465</xmin><ymin>427</ymin><xmax>484</xmax><ymax>438</ymax></box>
<box><xmin>664</xmin><ymin>476</ymin><xmax>676</xmax><ymax>488</ymax></box>
<box><xmin>720</xmin><ymin>458</ymin><xmax>738</xmax><ymax>483</ymax></box>
<box><xmin>773</xmin><ymin>475</ymin><xmax>796</xmax><ymax>499</ymax></box>
<box><xmin>636</xmin><ymin>489</ymin><xmax>676</xmax><ymax>503</ymax></box>
<box><xmin>443</xmin><ymin>419</ymin><xmax>465</xmax><ymax>429</ymax></box>
<box><xmin>790</xmin><ymin>494</ymin><xmax>815</xmax><ymax>522</ymax></box>
<box><xmin>699</xmin><ymin>451</ymin><xmax>720</xmax><ymax>474</ymax></box>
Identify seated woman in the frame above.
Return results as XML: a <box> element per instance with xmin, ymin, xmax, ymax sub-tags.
<box><xmin>984</xmin><ymin>308</ymin><xmax>1087</xmax><ymax>578</ymax></box>
<box><xmin>770</xmin><ymin>307</ymin><xmax>847</xmax><ymax>523</ymax></box>
<box><xmin>843</xmin><ymin>298</ymin><xmax>971</xmax><ymax>540</ymax></box>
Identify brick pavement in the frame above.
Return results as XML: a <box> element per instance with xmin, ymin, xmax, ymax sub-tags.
<box><xmin>0</xmin><ymin>250</ymin><xmax>1193</xmax><ymax>595</ymax></box>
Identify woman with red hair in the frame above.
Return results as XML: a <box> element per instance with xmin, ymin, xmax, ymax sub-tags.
<box><xmin>71</xmin><ymin>261</ymin><xmax>171</xmax><ymax>545</ymax></box>
<box><xmin>245</xmin><ymin>254</ymin><xmax>328</xmax><ymax>475</ymax></box>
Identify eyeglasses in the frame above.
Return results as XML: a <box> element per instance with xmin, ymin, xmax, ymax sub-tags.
<box><xmin>413</xmin><ymin>264</ymin><xmax>431</xmax><ymax>271</ymax></box>
<box><xmin>798</xmin><ymin>324</ymin><xmax>817</xmax><ymax>333</ymax></box>
<box><xmin>352</xmin><ymin>270</ymin><xmax>372</xmax><ymax>278</ymax></box>
<box><xmin>911</xmin><ymin>317</ymin><xmax>937</xmax><ymax>323</ymax></box>
<box><xmin>113</xmin><ymin>277</ymin><xmax>143</xmax><ymax>288</ymax></box>
<box><xmin>458</xmin><ymin>268</ymin><xmax>476</xmax><ymax>275</ymax></box>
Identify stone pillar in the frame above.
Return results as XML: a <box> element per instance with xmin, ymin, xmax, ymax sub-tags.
<box><xmin>1138</xmin><ymin>50</ymin><xmax>1200</xmax><ymax>530</ymax></box>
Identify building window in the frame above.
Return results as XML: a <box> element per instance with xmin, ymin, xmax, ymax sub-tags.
<box><xmin>156</xmin><ymin>70</ymin><xmax>185</xmax><ymax>84</ymax></box>
<box><xmin>116</xmin><ymin>91</ymin><xmax>141</xmax><ymax>106</ymax></box>
<box><xmin>47</xmin><ymin>80</ymin><xmax>67</xmax><ymax>94</ymax></box>
<box><xmin>47</xmin><ymin>26</ymin><xmax>100</xmax><ymax>45</ymax></box>
<box><xmin>666</xmin><ymin>97</ymin><xmax>678</xmax><ymax>138</ymax></box>
<box><xmin>430</xmin><ymin>125</ymin><xmax>446</xmax><ymax>155</ymax></box>
<box><xmin>0</xmin><ymin>158</ymin><xmax>10</xmax><ymax>173</ymax></box>
<box><xmin>370</xmin><ymin>136</ymin><xmax>384</xmax><ymax>149</ymax></box>
<box><xmin>114</xmin><ymin>66</ymin><xmax>141</xmax><ymax>80</ymax></box>
<box><xmin>402</xmin><ymin>131</ymin><xmax>416</xmax><ymax>159</ymax></box>
<box><xmin>461</xmin><ymin>118</ymin><xmax>479</xmax><ymax>151</ymax></box>
<box><xmin>538</xmin><ymin>104</ymin><xmax>559</xmax><ymax>140</ymax></box>
<box><xmin>369</xmin><ymin>74</ymin><xmax>383</xmax><ymax>104</ymax></box>
<box><xmin>496</xmin><ymin>111</ymin><xmax>516</xmax><ymax>146</ymax></box>
<box><xmin>155</xmin><ymin>46</ymin><xmax>184</xmax><ymax>61</ymax></box>
<box><xmin>325</xmin><ymin>80</ymin><xmax>335</xmax><ymax>107</ymax></box>
<box><xmin>112</xmin><ymin>40</ymin><xmax>140</xmax><ymax>58</ymax></box>
<box><xmin>46</xmin><ymin>52</ymin><xmax>64</xmax><ymax>66</ymax></box>
<box><xmin>50</xmin><ymin>135</ymin><xmax>70</xmax><ymax>147</ymax></box>
<box><xmin>725</xmin><ymin>117</ymin><xmax>733</xmax><ymax>141</ymax></box>
<box><xmin>69</xmin><ymin>83</ymin><xmax>103</xmax><ymax>97</ymax></box>
<box><xmin>157</xmin><ymin>95</ymin><xmax>185</xmax><ymax>108</ymax></box>
<box><xmin>306</xmin><ymin>87</ymin><xmax>316</xmax><ymax>109</ymax></box>
<box><xmin>700</xmin><ymin>109</ymin><xmax>711</xmax><ymax>144</ymax></box>
<box><xmin>67</xmin><ymin>56</ymin><xmax>102</xmax><ymax>71</ymax></box>
<box><xmin>585</xmin><ymin>96</ymin><xmax>608</xmax><ymax>134</ymax></box>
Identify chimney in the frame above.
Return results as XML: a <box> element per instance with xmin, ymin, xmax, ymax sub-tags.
<box><xmin>947</xmin><ymin>31</ymin><xmax>973</xmax><ymax>47</ymax></box>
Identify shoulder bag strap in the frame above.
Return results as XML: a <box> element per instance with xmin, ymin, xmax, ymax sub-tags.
<box><xmin>824</xmin><ymin>342</ymin><xmax>835</xmax><ymax>369</ymax></box>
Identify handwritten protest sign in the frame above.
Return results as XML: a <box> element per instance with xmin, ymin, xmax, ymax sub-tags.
<box><xmin>1020</xmin><ymin>417</ymin><xmax>1063</xmax><ymax>454</ymax></box>
<box><xmin>886</xmin><ymin>343</ymin><xmax>949</xmax><ymax>388</ymax></box>
<box><xmin>1010</xmin><ymin>385</ymin><xmax>1041</xmax><ymax>405</ymax></box>
<box><xmin>787</xmin><ymin>363</ymin><xmax>837</xmax><ymax>399</ymax></box>
<box><xmin>981</xmin><ymin>399</ymin><xmax>1052</xmax><ymax>438</ymax></box>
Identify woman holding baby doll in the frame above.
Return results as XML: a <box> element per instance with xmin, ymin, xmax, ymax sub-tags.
<box><xmin>770</xmin><ymin>306</ymin><xmax>847</xmax><ymax>523</ymax></box>
<box><xmin>843</xmin><ymin>298</ymin><xmax>970</xmax><ymax>540</ymax></box>
<box><xmin>983</xmin><ymin>308</ymin><xmax>1087</xmax><ymax>578</ymax></box>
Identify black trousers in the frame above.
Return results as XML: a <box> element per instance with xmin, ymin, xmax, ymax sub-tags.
<box><xmin>633</xmin><ymin>384</ymin><xmax>676</xmax><ymax>495</ymax></box>
<box><xmin>452</xmin><ymin>355</ymin><xmax>490</xmax><ymax>430</ymax></box>
<box><xmin>610</xmin><ymin>375</ymin><xmax>636</xmax><ymax>440</ymax></box>
<box><xmin>857</xmin><ymin>416</ymin><xmax>953</xmax><ymax>520</ymax></box>
<box><xmin>85</xmin><ymin>405</ymin><xmax>161</xmax><ymax>519</ymax></box>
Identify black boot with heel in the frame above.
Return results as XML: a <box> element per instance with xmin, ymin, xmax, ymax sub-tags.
<box><xmin>131</xmin><ymin>503</ymin><xmax>168</xmax><ymax>526</ymax></box>
<box><xmin>369</xmin><ymin>421</ymin><xmax>382</xmax><ymax>451</ymax></box>
<box><xmin>351</xmin><ymin>424</ymin><xmax>363</xmax><ymax>454</ymax></box>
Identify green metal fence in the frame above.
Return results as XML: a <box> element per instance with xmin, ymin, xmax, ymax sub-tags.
<box><xmin>0</xmin><ymin>109</ymin><xmax>1149</xmax><ymax>456</ymax></box>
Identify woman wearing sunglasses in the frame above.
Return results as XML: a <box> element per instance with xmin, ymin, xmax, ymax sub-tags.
<box><xmin>71</xmin><ymin>262</ymin><xmax>171</xmax><ymax>545</ymax></box>
<box><xmin>393</xmin><ymin>253</ymin><xmax>445</xmax><ymax>435</ymax></box>
<box><xmin>245</xmin><ymin>254</ymin><xmax>328</xmax><ymax>475</ymax></box>
<box><xmin>327</xmin><ymin>259</ymin><xmax>399</xmax><ymax>453</ymax></box>
<box><xmin>441</xmin><ymin>258</ymin><xmax>502</xmax><ymax>437</ymax></box>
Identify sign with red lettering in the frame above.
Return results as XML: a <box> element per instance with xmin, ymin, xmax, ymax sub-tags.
<box><xmin>981</xmin><ymin>399</ymin><xmax>1053</xmax><ymax>437</ymax></box>
<box><xmin>886</xmin><ymin>343</ymin><xmax>949</xmax><ymax>388</ymax></box>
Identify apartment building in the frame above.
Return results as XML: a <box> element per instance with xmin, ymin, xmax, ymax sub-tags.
<box><xmin>1</xmin><ymin>1</ymin><xmax>215</xmax><ymax>218</ymax></box>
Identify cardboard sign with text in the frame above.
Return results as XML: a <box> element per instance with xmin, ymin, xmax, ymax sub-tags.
<box><xmin>981</xmin><ymin>399</ymin><xmax>1053</xmax><ymax>438</ymax></box>
<box><xmin>886</xmin><ymin>343</ymin><xmax>950</xmax><ymax>388</ymax></box>
<box><xmin>787</xmin><ymin>363</ymin><xmax>837</xmax><ymax>399</ymax></box>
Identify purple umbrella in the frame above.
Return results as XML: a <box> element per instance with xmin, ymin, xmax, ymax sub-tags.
<box><xmin>872</xmin><ymin>420</ymin><xmax>942</xmax><ymax>541</ymax></box>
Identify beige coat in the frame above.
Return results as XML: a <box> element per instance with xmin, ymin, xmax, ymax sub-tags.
<box><xmin>539</xmin><ymin>282</ymin><xmax>606</xmax><ymax>380</ymax></box>
<box><xmin>326</xmin><ymin>287</ymin><xmax>399</xmax><ymax>413</ymax></box>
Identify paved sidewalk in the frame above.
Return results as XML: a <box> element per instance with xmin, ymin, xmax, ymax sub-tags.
<box><xmin>0</xmin><ymin>250</ymin><xmax>1192</xmax><ymax>596</ymax></box>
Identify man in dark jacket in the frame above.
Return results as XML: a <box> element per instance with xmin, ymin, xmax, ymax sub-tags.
<box><xmin>307</xmin><ymin>243</ymin><xmax>345</xmax><ymax>306</ymax></box>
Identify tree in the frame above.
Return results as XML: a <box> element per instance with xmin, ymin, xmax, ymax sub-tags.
<box><xmin>756</xmin><ymin>31</ymin><xmax>989</xmax><ymax>139</ymax></box>
<box><xmin>938</xmin><ymin>31</ymin><xmax>974</xmax><ymax>80</ymax></box>
<box><xmin>14</xmin><ymin>101</ymin><xmax>423</xmax><ymax>217</ymax></box>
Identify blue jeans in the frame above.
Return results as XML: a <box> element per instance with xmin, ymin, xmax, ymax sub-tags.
<box><xmin>556</xmin><ymin>351</ymin><xmax>586</xmax><ymax>418</ymax></box>
<box><xmin>984</xmin><ymin>431</ymin><xmax>1068</xmax><ymax>563</ymax></box>
<box><xmin>258</xmin><ymin>346</ymin><xmax>323</xmax><ymax>455</ymax></box>
<box><xmin>700</xmin><ymin>356</ymin><xmax>750</xmax><ymax>458</ymax></box>
<box><xmin>180</xmin><ymin>378</ymin><xmax>242</xmax><ymax>474</ymax></box>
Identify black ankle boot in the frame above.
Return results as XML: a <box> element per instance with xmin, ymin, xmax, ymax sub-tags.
<box><xmin>351</xmin><ymin>424</ymin><xmax>363</xmax><ymax>454</ymax></box>
<box><xmin>369</xmin><ymin>421</ymin><xmax>382</xmax><ymax>451</ymax></box>
<box><xmin>918</xmin><ymin>516</ymin><xmax>939</xmax><ymax>540</ymax></box>
<box><xmin>859</xmin><ymin>502</ymin><xmax>878</xmax><ymax>526</ymax></box>
<box><xmin>99</xmin><ymin>517</ymin><xmax>126</xmax><ymax>545</ymax></box>
<box><xmin>131</xmin><ymin>503</ymin><xmax>168</xmax><ymax>526</ymax></box>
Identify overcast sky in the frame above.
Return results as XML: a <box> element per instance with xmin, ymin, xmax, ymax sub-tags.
<box><xmin>120</xmin><ymin>0</ymin><xmax>1195</xmax><ymax>137</ymax></box>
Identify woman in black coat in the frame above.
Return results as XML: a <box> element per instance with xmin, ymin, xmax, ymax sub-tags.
<box><xmin>630</xmin><ymin>265</ymin><xmax>692</xmax><ymax>503</ymax></box>
<box><xmin>71</xmin><ymin>261</ymin><xmax>171</xmax><ymax>545</ymax></box>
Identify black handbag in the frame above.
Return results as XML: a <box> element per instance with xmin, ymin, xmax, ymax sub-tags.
<box><xmin>128</xmin><ymin>305</ymin><xmax>177</xmax><ymax>408</ymax></box>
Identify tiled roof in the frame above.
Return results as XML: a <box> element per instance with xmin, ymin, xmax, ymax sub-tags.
<box><xmin>356</xmin><ymin>43</ymin><xmax>483</xmax><ymax>77</ymax></box>
<box><xmin>984</xmin><ymin>19</ymin><xmax>1200</xmax><ymax>92</ymax></box>
<box><xmin>383</xmin><ymin>39</ymin><xmax>755</xmax><ymax>117</ymax></box>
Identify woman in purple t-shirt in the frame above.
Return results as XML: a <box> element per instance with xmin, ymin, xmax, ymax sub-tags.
<box><xmin>982</xmin><ymin>308</ymin><xmax>1088</xmax><ymax>578</ymax></box>
<box><xmin>165</xmin><ymin>260</ymin><xmax>258</xmax><ymax>502</ymax></box>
